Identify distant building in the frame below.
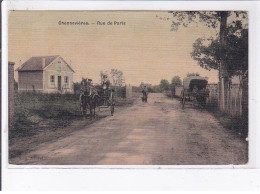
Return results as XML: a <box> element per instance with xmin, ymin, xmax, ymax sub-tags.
<box><xmin>16</xmin><ymin>55</ymin><xmax>75</xmax><ymax>93</ymax></box>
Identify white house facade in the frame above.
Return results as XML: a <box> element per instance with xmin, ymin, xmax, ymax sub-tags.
<box><xmin>16</xmin><ymin>55</ymin><xmax>75</xmax><ymax>93</ymax></box>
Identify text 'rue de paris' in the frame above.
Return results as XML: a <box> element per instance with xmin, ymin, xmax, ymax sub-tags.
<box><xmin>97</xmin><ymin>21</ymin><xmax>126</xmax><ymax>25</ymax></box>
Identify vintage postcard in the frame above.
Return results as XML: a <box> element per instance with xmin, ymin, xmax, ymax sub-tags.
<box><xmin>2</xmin><ymin>0</ymin><xmax>260</xmax><ymax>191</ymax></box>
<box><xmin>7</xmin><ymin>10</ymin><xmax>249</xmax><ymax>166</ymax></box>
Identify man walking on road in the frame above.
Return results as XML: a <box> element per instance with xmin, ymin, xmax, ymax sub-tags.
<box><xmin>142</xmin><ymin>86</ymin><xmax>148</xmax><ymax>102</ymax></box>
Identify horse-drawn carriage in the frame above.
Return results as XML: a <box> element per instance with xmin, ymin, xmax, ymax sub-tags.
<box><xmin>181</xmin><ymin>76</ymin><xmax>210</xmax><ymax>108</ymax></box>
<box><xmin>96</xmin><ymin>81</ymin><xmax>115</xmax><ymax>116</ymax></box>
<box><xmin>79</xmin><ymin>78</ymin><xmax>115</xmax><ymax>119</ymax></box>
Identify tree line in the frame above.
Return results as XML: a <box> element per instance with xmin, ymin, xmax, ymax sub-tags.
<box><xmin>140</xmin><ymin>72</ymin><xmax>199</xmax><ymax>93</ymax></box>
<box><xmin>159</xmin><ymin>72</ymin><xmax>200</xmax><ymax>92</ymax></box>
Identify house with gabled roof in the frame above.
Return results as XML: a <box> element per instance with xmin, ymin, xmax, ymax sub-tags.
<box><xmin>16</xmin><ymin>55</ymin><xmax>75</xmax><ymax>93</ymax></box>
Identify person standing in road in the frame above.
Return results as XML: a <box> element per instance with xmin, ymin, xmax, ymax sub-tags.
<box><xmin>142</xmin><ymin>86</ymin><xmax>148</xmax><ymax>102</ymax></box>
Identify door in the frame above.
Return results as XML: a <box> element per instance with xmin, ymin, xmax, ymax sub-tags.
<box><xmin>58</xmin><ymin>76</ymin><xmax>62</xmax><ymax>91</ymax></box>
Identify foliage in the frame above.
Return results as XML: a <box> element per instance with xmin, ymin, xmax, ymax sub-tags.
<box><xmin>147</xmin><ymin>87</ymin><xmax>155</xmax><ymax>93</ymax></box>
<box><xmin>163</xmin><ymin>11</ymin><xmax>247</xmax><ymax>32</ymax></box>
<box><xmin>171</xmin><ymin>76</ymin><xmax>182</xmax><ymax>87</ymax></box>
<box><xmin>170</xmin><ymin>76</ymin><xmax>182</xmax><ymax>93</ymax></box>
<box><xmin>110</xmin><ymin>69</ymin><xmax>125</xmax><ymax>87</ymax></box>
<box><xmin>132</xmin><ymin>86</ymin><xmax>142</xmax><ymax>93</ymax></box>
<box><xmin>139</xmin><ymin>82</ymin><xmax>152</xmax><ymax>90</ymax></box>
<box><xmin>100</xmin><ymin>69</ymin><xmax>125</xmax><ymax>87</ymax></box>
<box><xmin>159</xmin><ymin>79</ymin><xmax>170</xmax><ymax>91</ymax></box>
<box><xmin>191</xmin><ymin>26</ymin><xmax>248</xmax><ymax>78</ymax></box>
<box><xmin>12</xmin><ymin>92</ymin><xmax>80</xmax><ymax>139</ymax></box>
<box><xmin>73</xmin><ymin>82</ymin><xmax>81</xmax><ymax>94</ymax></box>
<box><xmin>160</xmin><ymin>11</ymin><xmax>248</xmax><ymax>79</ymax></box>
<box><xmin>147</xmin><ymin>85</ymin><xmax>161</xmax><ymax>93</ymax></box>
<box><xmin>100</xmin><ymin>71</ymin><xmax>110</xmax><ymax>83</ymax></box>
<box><xmin>134</xmin><ymin>84</ymin><xmax>161</xmax><ymax>93</ymax></box>
<box><xmin>111</xmin><ymin>86</ymin><xmax>126</xmax><ymax>98</ymax></box>
<box><xmin>159</xmin><ymin>11</ymin><xmax>248</xmax><ymax>81</ymax></box>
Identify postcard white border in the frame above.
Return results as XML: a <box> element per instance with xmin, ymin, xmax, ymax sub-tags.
<box><xmin>2</xmin><ymin>0</ymin><xmax>260</xmax><ymax>190</ymax></box>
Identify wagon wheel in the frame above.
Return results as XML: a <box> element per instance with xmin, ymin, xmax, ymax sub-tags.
<box><xmin>110</xmin><ymin>92</ymin><xmax>115</xmax><ymax>116</ymax></box>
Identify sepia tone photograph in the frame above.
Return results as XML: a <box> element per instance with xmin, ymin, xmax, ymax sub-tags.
<box><xmin>8</xmin><ymin>10</ymin><xmax>248</xmax><ymax>165</ymax></box>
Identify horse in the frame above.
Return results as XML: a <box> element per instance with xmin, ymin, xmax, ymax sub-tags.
<box><xmin>79</xmin><ymin>78</ymin><xmax>100</xmax><ymax>120</ymax></box>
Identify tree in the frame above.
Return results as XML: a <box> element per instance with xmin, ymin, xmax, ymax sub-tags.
<box><xmin>160</xmin><ymin>11</ymin><xmax>247</xmax><ymax>111</ymax></box>
<box><xmin>170</xmin><ymin>76</ymin><xmax>182</xmax><ymax>90</ymax></box>
<box><xmin>110</xmin><ymin>69</ymin><xmax>125</xmax><ymax>87</ymax></box>
<box><xmin>191</xmin><ymin>25</ymin><xmax>248</xmax><ymax>117</ymax></box>
<box><xmin>170</xmin><ymin>76</ymin><xmax>182</xmax><ymax>95</ymax></box>
<box><xmin>191</xmin><ymin>25</ymin><xmax>248</xmax><ymax>79</ymax></box>
<box><xmin>186</xmin><ymin>72</ymin><xmax>200</xmax><ymax>77</ymax></box>
<box><xmin>159</xmin><ymin>79</ymin><xmax>170</xmax><ymax>91</ymax></box>
<box><xmin>100</xmin><ymin>71</ymin><xmax>109</xmax><ymax>83</ymax></box>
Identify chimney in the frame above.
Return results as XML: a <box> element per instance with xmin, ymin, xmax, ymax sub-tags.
<box><xmin>42</xmin><ymin>57</ymin><xmax>46</xmax><ymax>69</ymax></box>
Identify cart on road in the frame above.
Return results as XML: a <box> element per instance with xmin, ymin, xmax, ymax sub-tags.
<box><xmin>181</xmin><ymin>76</ymin><xmax>210</xmax><ymax>108</ymax></box>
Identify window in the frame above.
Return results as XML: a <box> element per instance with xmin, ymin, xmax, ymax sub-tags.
<box><xmin>64</xmin><ymin>76</ymin><xmax>69</xmax><ymax>84</ymax></box>
<box><xmin>50</xmin><ymin>75</ymin><xmax>55</xmax><ymax>85</ymax></box>
<box><xmin>64</xmin><ymin>76</ymin><xmax>69</xmax><ymax>88</ymax></box>
<box><xmin>57</xmin><ymin>61</ymin><xmax>62</xmax><ymax>72</ymax></box>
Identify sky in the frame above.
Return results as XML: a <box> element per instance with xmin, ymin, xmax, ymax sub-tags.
<box><xmin>9</xmin><ymin>11</ymin><xmax>220</xmax><ymax>85</ymax></box>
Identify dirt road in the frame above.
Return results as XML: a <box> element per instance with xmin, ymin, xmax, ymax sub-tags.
<box><xmin>11</xmin><ymin>93</ymin><xmax>248</xmax><ymax>165</ymax></box>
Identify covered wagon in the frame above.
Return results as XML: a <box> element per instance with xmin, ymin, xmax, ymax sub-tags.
<box><xmin>181</xmin><ymin>76</ymin><xmax>210</xmax><ymax>108</ymax></box>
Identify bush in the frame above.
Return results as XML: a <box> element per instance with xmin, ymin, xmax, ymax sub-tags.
<box><xmin>111</xmin><ymin>86</ymin><xmax>126</xmax><ymax>98</ymax></box>
<box><xmin>11</xmin><ymin>92</ymin><xmax>81</xmax><ymax>139</ymax></box>
<box><xmin>74</xmin><ymin>82</ymin><xmax>81</xmax><ymax>94</ymax></box>
<box><xmin>132</xmin><ymin>86</ymin><xmax>141</xmax><ymax>93</ymax></box>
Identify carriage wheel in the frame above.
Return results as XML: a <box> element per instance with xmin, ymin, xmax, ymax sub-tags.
<box><xmin>110</xmin><ymin>104</ymin><xmax>115</xmax><ymax>116</ymax></box>
<box><xmin>110</xmin><ymin>92</ymin><xmax>115</xmax><ymax>116</ymax></box>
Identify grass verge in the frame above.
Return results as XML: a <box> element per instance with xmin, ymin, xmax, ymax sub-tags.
<box><xmin>166</xmin><ymin>94</ymin><xmax>248</xmax><ymax>139</ymax></box>
<box><xmin>9</xmin><ymin>92</ymin><xmax>139</xmax><ymax>160</ymax></box>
